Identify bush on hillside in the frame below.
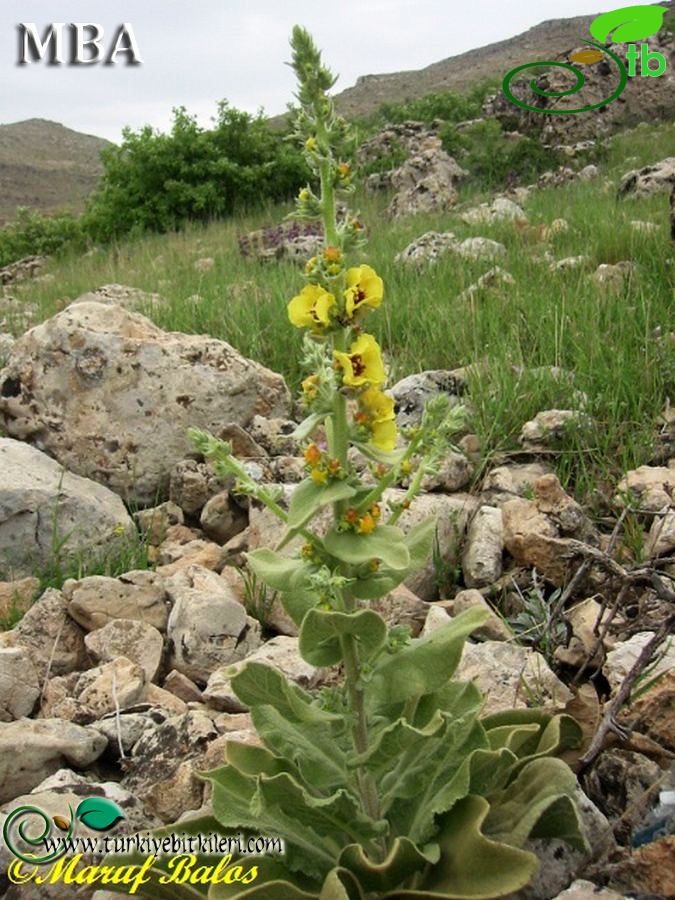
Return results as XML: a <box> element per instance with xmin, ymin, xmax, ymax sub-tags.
<box><xmin>84</xmin><ymin>103</ymin><xmax>309</xmax><ymax>242</ymax></box>
<box><xmin>0</xmin><ymin>208</ymin><xmax>87</xmax><ymax>268</ymax></box>
<box><xmin>441</xmin><ymin>119</ymin><xmax>561</xmax><ymax>189</ymax></box>
<box><xmin>373</xmin><ymin>80</ymin><xmax>497</xmax><ymax>126</ymax></box>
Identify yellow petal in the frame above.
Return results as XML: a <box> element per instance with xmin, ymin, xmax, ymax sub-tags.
<box><xmin>371</xmin><ymin>418</ymin><xmax>398</xmax><ymax>451</ymax></box>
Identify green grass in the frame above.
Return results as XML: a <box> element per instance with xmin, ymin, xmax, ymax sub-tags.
<box><xmin>4</xmin><ymin>121</ymin><xmax>674</xmax><ymax>512</ymax></box>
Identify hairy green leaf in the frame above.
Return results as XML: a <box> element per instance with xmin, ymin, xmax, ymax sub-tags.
<box><xmin>288</xmin><ymin>479</ymin><xmax>357</xmax><ymax>531</ymax></box>
<box><xmin>230</xmin><ymin>662</ymin><xmax>339</xmax><ymax>723</ymax></box>
<box><xmin>251</xmin><ymin>705</ymin><xmax>349</xmax><ymax>791</ymax></box>
<box><xmin>324</xmin><ymin>525</ymin><xmax>410</xmax><ymax>570</ymax></box>
<box><xmin>366</xmin><ymin>608</ymin><xmax>489</xmax><ymax>712</ymax></box>
<box><xmin>299</xmin><ymin>608</ymin><xmax>388</xmax><ymax>666</ymax></box>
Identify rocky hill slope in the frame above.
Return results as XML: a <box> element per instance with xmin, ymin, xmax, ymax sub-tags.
<box><xmin>0</xmin><ymin>119</ymin><xmax>110</xmax><ymax>223</ymax></box>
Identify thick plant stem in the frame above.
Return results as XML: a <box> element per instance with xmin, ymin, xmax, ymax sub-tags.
<box><xmin>340</xmin><ymin>633</ymin><xmax>387</xmax><ymax>862</ymax></box>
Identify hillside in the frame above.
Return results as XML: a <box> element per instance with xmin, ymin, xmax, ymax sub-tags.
<box><xmin>0</xmin><ymin>119</ymin><xmax>110</xmax><ymax>223</ymax></box>
<box><xmin>269</xmin><ymin>2</ymin><xmax>673</xmax><ymax>125</ymax></box>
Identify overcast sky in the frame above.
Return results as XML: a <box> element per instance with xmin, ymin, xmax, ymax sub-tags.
<box><xmin>1</xmin><ymin>1</ymin><xmax>631</xmax><ymax>143</ymax></box>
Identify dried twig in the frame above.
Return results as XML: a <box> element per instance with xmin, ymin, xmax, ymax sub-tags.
<box><xmin>578</xmin><ymin>613</ymin><xmax>675</xmax><ymax>768</ymax></box>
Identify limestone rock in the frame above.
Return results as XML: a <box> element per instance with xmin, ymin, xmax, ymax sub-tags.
<box><xmin>457</xmin><ymin>640</ymin><xmax>572</xmax><ymax>713</ymax></box>
<box><xmin>0</xmin><ymin>647</ymin><xmax>40</xmax><ymax>721</ymax></box>
<box><xmin>134</xmin><ymin>501</ymin><xmax>184</xmax><ymax>545</ymax></box>
<box><xmin>604</xmin><ymin>632</ymin><xmax>675</xmax><ymax>694</ymax></box>
<box><xmin>200</xmin><ymin>491</ymin><xmax>248</xmax><ymax>544</ymax></box>
<box><xmin>482</xmin><ymin>462</ymin><xmax>553</xmax><ymax>501</ymax></box>
<box><xmin>0</xmin><ymin>300</ymin><xmax>290</xmax><ymax>505</ymax></box>
<box><xmin>583</xmin><ymin>749</ymin><xmax>663</xmax><ymax>846</ymax></box>
<box><xmin>169</xmin><ymin>457</ymin><xmax>224</xmax><ymax>517</ymax></box>
<box><xmin>204</xmin><ymin>636</ymin><xmax>317</xmax><ymax>712</ymax></box>
<box><xmin>519</xmin><ymin>410</ymin><xmax>590</xmax><ymax>450</ymax></box>
<box><xmin>458</xmin><ymin>266</ymin><xmax>515</xmax><ymax>302</ymax></box>
<box><xmin>609</xmin><ymin>836</ymin><xmax>675</xmax><ymax>897</ymax></box>
<box><xmin>644</xmin><ymin>505</ymin><xmax>675</xmax><ymax>558</ymax></box>
<box><xmin>370</xmin><ymin>584</ymin><xmax>430</xmax><ymax>637</ymax></box>
<box><xmin>461</xmin><ymin>197</ymin><xmax>526</xmax><ymax>225</ymax></box>
<box><xmin>593</xmin><ymin>261</ymin><xmax>636</xmax><ymax>293</ymax></box>
<box><xmin>619</xmin><ymin>156</ymin><xmax>675</xmax><ymax>197</ymax></box>
<box><xmin>155</xmin><ymin>537</ymin><xmax>225</xmax><ymax>575</ymax></box>
<box><xmin>390</xmin><ymin>368</ymin><xmax>466</xmax><ymax>427</ymax></box>
<box><xmin>444</xmin><ymin>590</ymin><xmax>513</xmax><ymax>642</ymax></box>
<box><xmin>0</xmin><ymin>438</ymin><xmax>135</xmax><ymax>579</ymax></box>
<box><xmin>3</xmin><ymin>588</ymin><xmax>88</xmax><ymax>679</ymax></box>
<box><xmin>166</xmin><ymin>565</ymin><xmax>261</xmax><ymax>684</ymax></box>
<box><xmin>618</xmin><ymin>670</ymin><xmax>675</xmax><ymax>752</ymax></box>
<box><xmin>65</xmin><ymin>570</ymin><xmax>170</xmax><ymax>632</ymax></box>
<box><xmin>461</xmin><ymin>506</ymin><xmax>504</xmax><ymax>588</ymax></box>
<box><xmin>615</xmin><ymin>464</ymin><xmax>675</xmax><ymax>513</ymax></box>
<box><xmin>163</xmin><ymin>670</ymin><xmax>203</xmax><ymax>703</ymax></box>
<box><xmin>122</xmin><ymin>710</ymin><xmax>219</xmax><ymax>821</ymax></box>
<box><xmin>421</xmin><ymin>451</ymin><xmax>474</xmax><ymax>492</ymax></box>
<box><xmin>385</xmin><ymin>490</ymin><xmax>478</xmax><ymax>601</ymax></box>
<box><xmin>85</xmin><ymin>619</ymin><xmax>164</xmax><ymax>682</ymax></box>
<box><xmin>549</xmin><ymin>880</ymin><xmax>624</xmax><ymax>900</ymax></box>
<box><xmin>0</xmin><ymin>576</ymin><xmax>40</xmax><ymax>621</ymax></box>
<box><xmin>388</xmin><ymin>148</ymin><xmax>464</xmax><ymax>218</ymax></box>
<box><xmin>0</xmin><ymin>719</ymin><xmax>107</xmax><ymax>803</ymax></box>
<box><xmin>456</xmin><ymin>237</ymin><xmax>507</xmax><ymax>260</ymax></box>
<box><xmin>394</xmin><ymin>230</ymin><xmax>458</xmax><ymax>265</ymax></box>
<box><xmin>75</xmin><ymin>657</ymin><xmax>147</xmax><ymax>719</ymax></box>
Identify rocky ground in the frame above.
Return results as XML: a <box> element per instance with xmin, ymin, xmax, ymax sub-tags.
<box><xmin>0</xmin><ymin>147</ymin><xmax>674</xmax><ymax>900</ymax></box>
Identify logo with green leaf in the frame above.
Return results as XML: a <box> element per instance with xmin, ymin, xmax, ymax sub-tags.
<box><xmin>3</xmin><ymin>797</ymin><xmax>126</xmax><ymax>864</ymax></box>
<box><xmin>502</xmin><ymin>4</ymin><xmax>668</xmax><ymax>113</ymax></box>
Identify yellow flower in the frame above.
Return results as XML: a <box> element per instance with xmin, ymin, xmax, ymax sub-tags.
<box><xmin>302</xmin><ymin>374</ymin><xmax>319</xmax><ymax>402</ymax></box>
<box><xmin>359</xmin><ymin>387</ymin><xmax>395</xmax><ymax>423</ymax></box>
<box><xmin>370</xmin><ymin>418</ymin><xmax>398</xmax><ymax>451</ymax></box>
<box><xmin>305</xmin><ymin>136</ymin><xmax>318</xmax><ymax>152</ymax></box>
<box><xmin>344</xmin><ymin>265</ymin><xmax>383</xmax><ymax>318</ymax></box>
<box><xmin>288</xmin><ymin>284</ymin><xmax>336</xmax><ymax>331</ymax></box>
<box><xmin>334</xmin><ymin>333</ymin><xmax>385</xmax><ymax>388</ymax></box>
<box><xmin>311</xmin><ymin>467</ymin><xmax>328</xmax><ymax>484</ymax></box>
<box><xmin>357</xmin><ymin>513</ymin><xmax>376</xmax><ymax>534</ymax></box>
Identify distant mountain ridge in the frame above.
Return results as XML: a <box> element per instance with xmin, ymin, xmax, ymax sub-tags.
<box><xmin>0</xmin><ymin>119</ymin><xmax>110</xmax><ymax>223</ymax></box>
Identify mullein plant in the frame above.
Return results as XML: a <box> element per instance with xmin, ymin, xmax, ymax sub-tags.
<box><xmin>103</xmin><ymin>27</ymin><xmax>587</xmax><ymax>900</ymax></box>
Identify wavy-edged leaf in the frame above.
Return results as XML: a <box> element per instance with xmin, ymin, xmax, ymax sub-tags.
<box><xmin>366</xmin><ymin>607</ymin><xmax>489</xmax><ymax>712</ymax></box>
<box><xmin>339</xmin><ymin>838</ymin><xmax>434</xmax><ymax>893</ymax></box>
<box><xmin>256</xmin><ymin>773</ymin><xmax>385</xmax><ymax>848</ymax></box>
<box><xmin>299</xmin><ymin>608</ymin><xmax>387</xmax><ymax>667</ymax></box>
<box><xmin>589</xmin><ymin>4</ymin><xmax>667</xmax><ymax>43</ymax></box>
<box><xmin>389</xmin><ymin>795</ymin><xmax>538</xmax><ymax>899</ymax></box>
<box><xmin>288</xmin><ymin>479</ymin><xmax>357</xmax><ymax>531</ymax></box>
<box><xmin>229</xmin><ymin>662</ymin><xmax>340</xmax><ymax>723</ymax></box>
<box><xmin>74</xmin><ymin>797</ymin><xmax>125</xmax><ymax>831</ymax></box>
<box><xmin>246</xmin><ymin>549</ymin><xmax>310</xmax><ymax>593</ymax></box>
<box><xmin>251</xmin><ymin>705</ymin><xmax>349</xmax><ymax>791</ymax></box>
<box><xmin>319</xmin><ymin>868</ymin><xmax>365</xmax><ymax>900</ymax></box>
<box><xmin>208</xmin><ymin>766</ymin><xmax>336</xmax><ymax>880</ymax></box>
<box><xmin>348</xmin><ymin>710</ymin><xmax>446</xmax><ymax>776</ymax></box>
<box><xmin>280</xmin><ymin>588</ymin><xmax>319</xmax><ymax>627</ymax></box>
<box><xmin>324</xmin><ymin>525</ymin><xmax>410</xmax><ymax>570</ymax></box>
<box><xmin>484</xmin><ymin>756</ymin><xmax>587</xmax><ymax>852</ymax></box>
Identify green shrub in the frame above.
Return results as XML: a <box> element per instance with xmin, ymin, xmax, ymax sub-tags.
<box><xmin>0</xmin><ymin>208</ymin><xmax>87</xmax><ymax>268</ymax></box>
<box><xmin>373</xmin><ymin>81</ymin><xmax>497</xmax><ymax>127</ymax></box>
<box><xmin>84</xmin><ymin>103</ymin><xmax>309</xmax><ymax>242</ymax></box>
<box><xmin>441</xmin><ymin>119</ymin><xmax>561</xmax><ymax>189</ymax></box>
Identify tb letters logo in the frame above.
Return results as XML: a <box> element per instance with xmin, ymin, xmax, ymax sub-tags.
<box><xmin>503</xmin><ymin>4</ymin><xmax>669</xmax><ymax>114</ymax></box>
